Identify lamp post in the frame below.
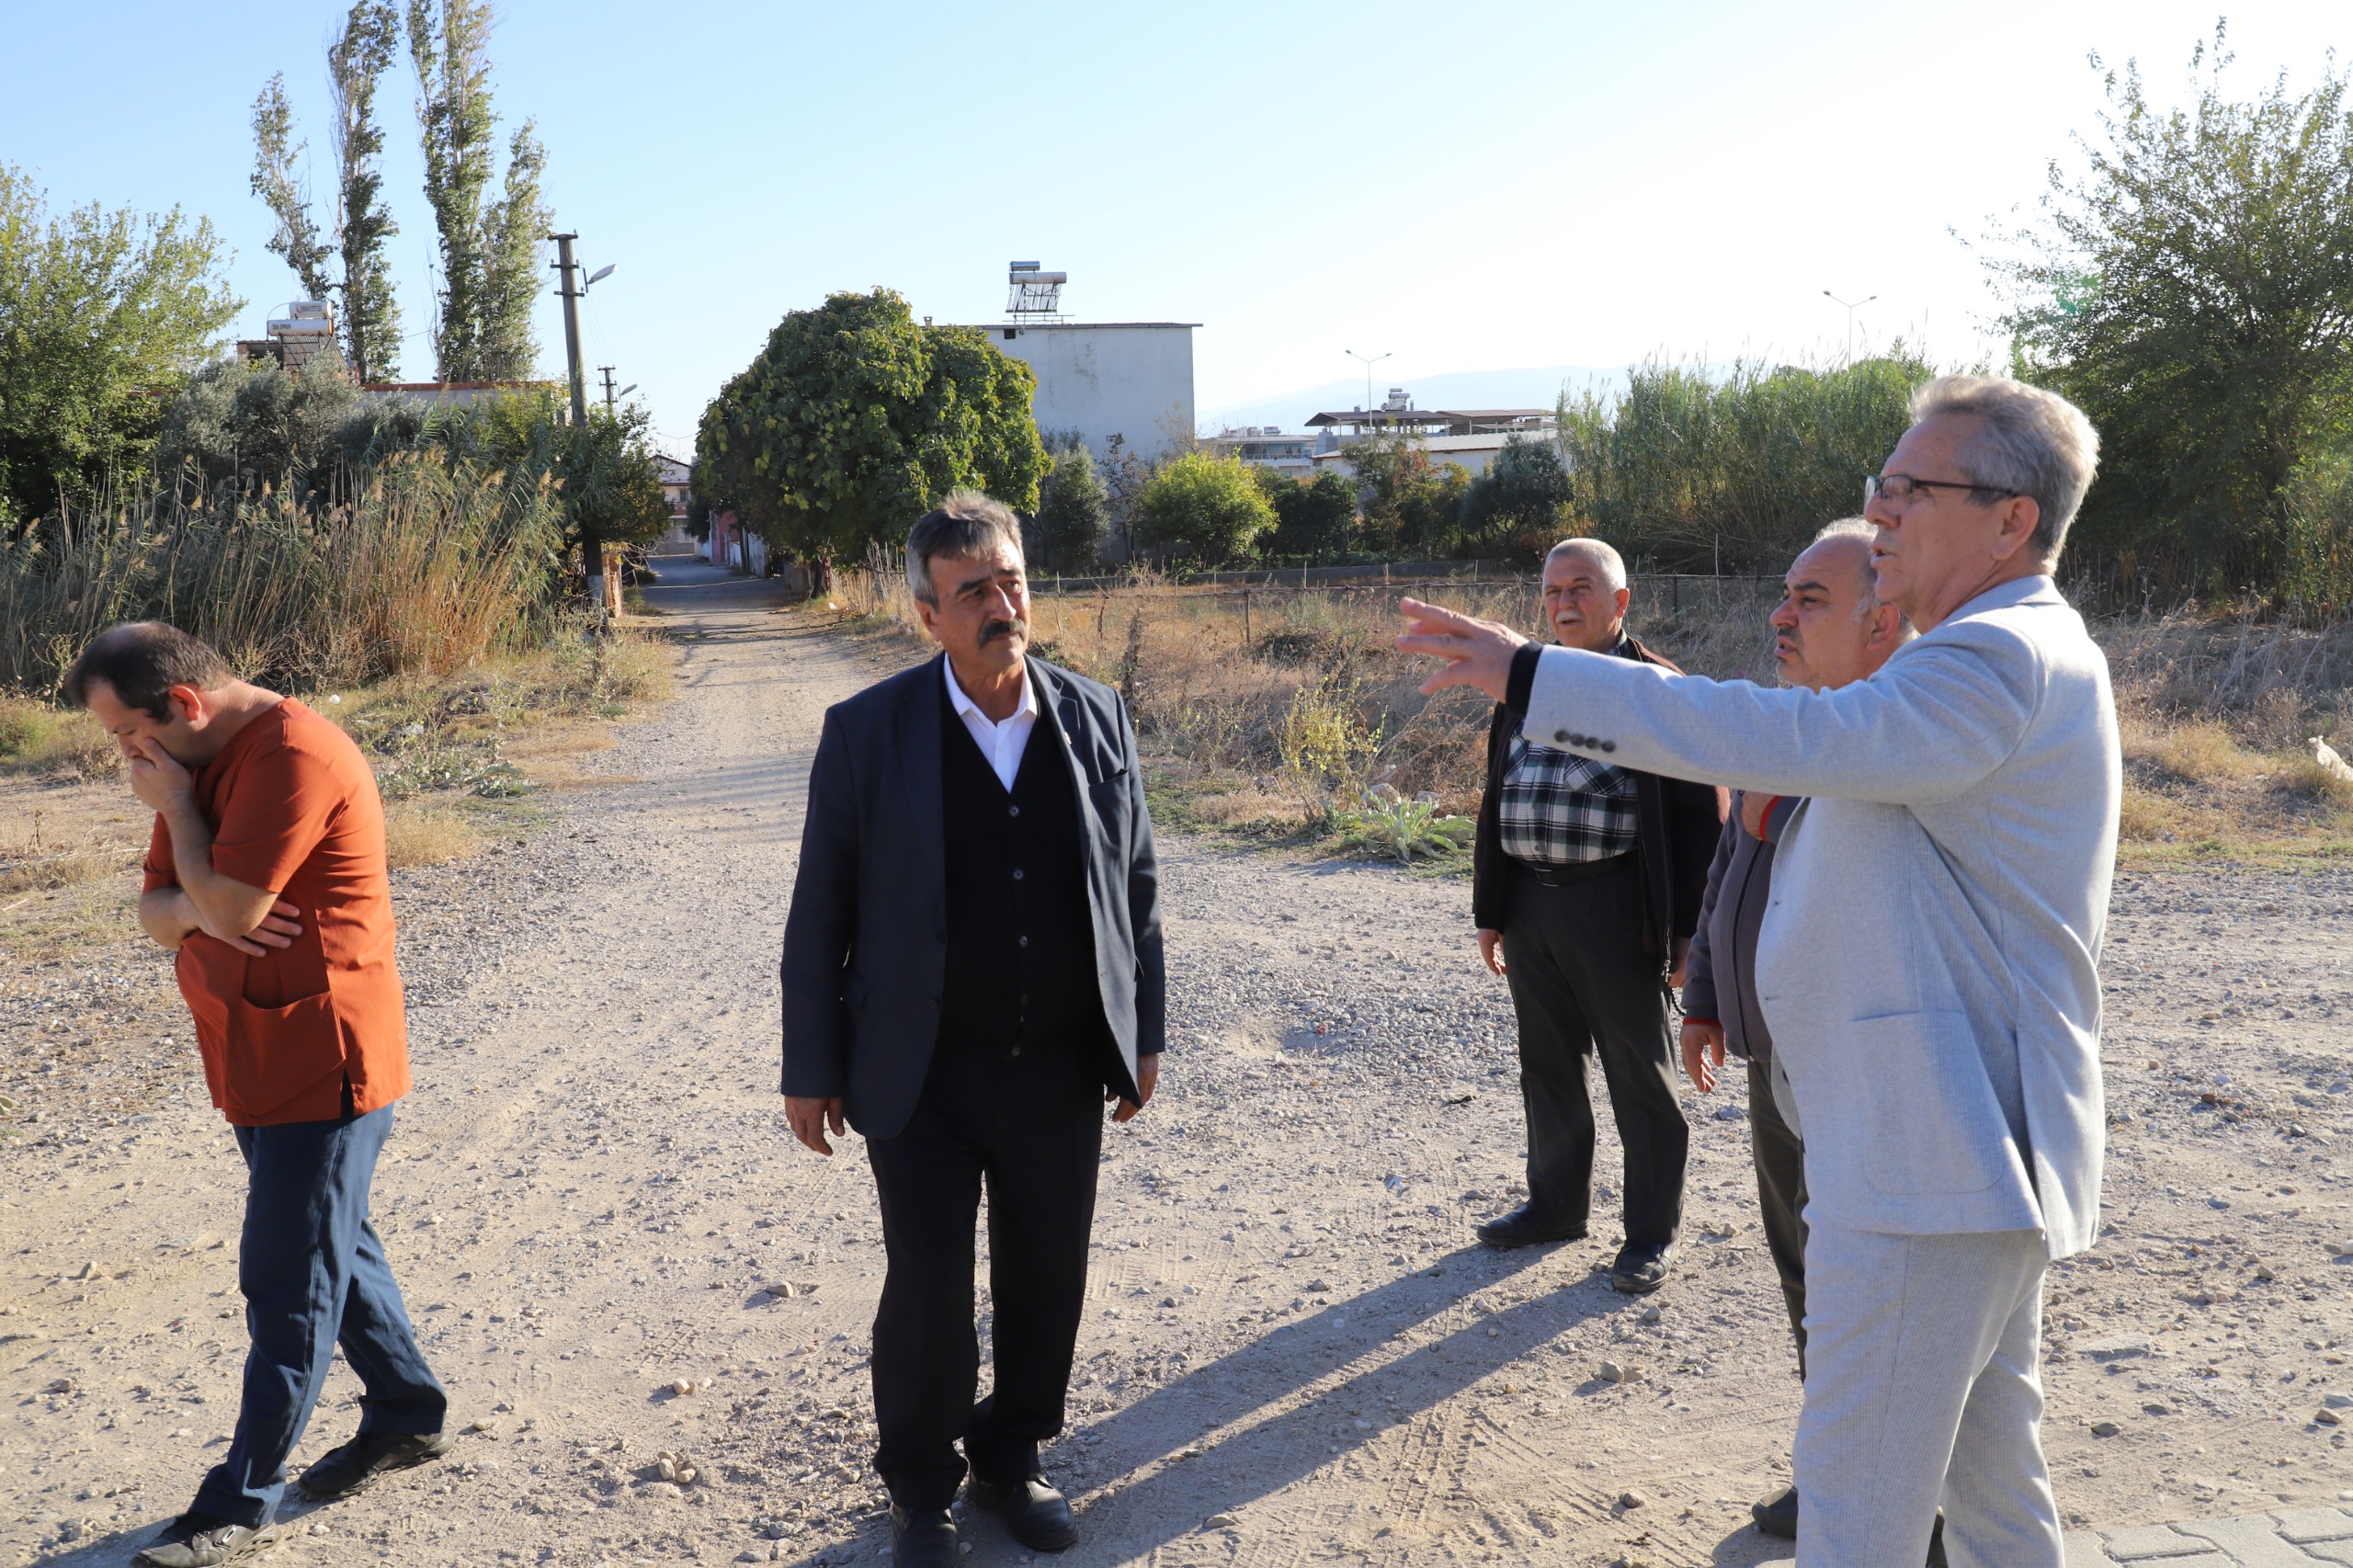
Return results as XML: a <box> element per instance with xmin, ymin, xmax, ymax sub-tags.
<box><xmin>1822</xmin><ymin>290</ymin><xmax>1877</xmax><ymax>362</ymax></box>
<box><xmin>1345</xmin><ymin>348</ymin><xmax>1391</xmax><ymax>433</ymax></box>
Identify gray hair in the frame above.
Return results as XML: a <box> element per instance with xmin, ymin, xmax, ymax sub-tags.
<box><xmin>907</xmin><ymin>489</ymin><xmax>1024</xmax><ymax>606</ymax></box>
<box><xmin>1908</xmin><ymin>375</ymin><xmax>2100</xmax><ymax>560</ymax></box>
<box><xmin>1809</xmin><ymin>517</ymin><xmax>1915</xmax><ymax>642</ymax></box>
<box><xmin>1544</xmin><ymin>536</ymin><xmax>1628</xmax><ymax>594</ymax></box>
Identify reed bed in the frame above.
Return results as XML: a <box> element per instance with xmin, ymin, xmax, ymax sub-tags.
<box><xmin>0</xmin><ymin>455</ymin><xmax>564</xmax><ymax>699</ymax></box>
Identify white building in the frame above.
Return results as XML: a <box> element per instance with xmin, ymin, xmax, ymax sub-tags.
<box><xmin>1304</xmin><ymin>388</ymin><xmax>1558</xmax><ymax>479</ymax></box>
<box><xmin>969</xmin><ymin>263</ymin><xmax>1198</xmax><ymax>463</ymax></box>
<box><xmin>1199</xmin><ymin>426</ymin><xmax>1330</xmax><ymax>476</ymax></box>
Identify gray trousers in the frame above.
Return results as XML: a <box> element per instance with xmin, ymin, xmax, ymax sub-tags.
<box><xmin>1769</xmin><ymin>1056</ymin><xmax>2061</xmax><ymax>1566</ymax></box>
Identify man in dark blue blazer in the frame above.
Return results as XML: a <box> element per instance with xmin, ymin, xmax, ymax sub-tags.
<box><xmin>780</xmin><ymin>491</ymin><xmax>1164</xmax><ymax>1567</ymax></box>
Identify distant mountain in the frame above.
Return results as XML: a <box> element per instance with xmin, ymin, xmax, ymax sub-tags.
<box><xmin>1199</xmin><ymin>363</ymin><xmax>1631</xmax><ymax>434</ymax></box>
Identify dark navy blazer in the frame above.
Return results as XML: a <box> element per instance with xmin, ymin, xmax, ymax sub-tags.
<box><xmin>779</xmin><ymin>653</ymin><xmax>1165</xmax><ymax>1140</ymax></box>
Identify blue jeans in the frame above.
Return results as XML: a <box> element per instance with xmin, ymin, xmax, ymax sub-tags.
<box><xmin>190</xmin><ymin>1104</ymin><xmax>446</xmax><ymax>1528</ymax></box>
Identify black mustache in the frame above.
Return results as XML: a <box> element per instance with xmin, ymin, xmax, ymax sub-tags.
<box><xmin>978</xmin><ymin>617</ymin><xmax>1029</xmax><ymax>646</ymax></box>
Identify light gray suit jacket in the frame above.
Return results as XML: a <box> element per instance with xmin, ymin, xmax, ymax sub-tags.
<box><xmin>1518</xmin><ymin>575</ymin><xmax>2120</xmax><ymax>1257</ymax></box>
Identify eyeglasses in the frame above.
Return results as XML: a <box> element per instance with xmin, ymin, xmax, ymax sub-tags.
<box><xmin>1864</xmin><ymin>473</ymin><xmax>2005</xmax><ymax>510</ymax></box>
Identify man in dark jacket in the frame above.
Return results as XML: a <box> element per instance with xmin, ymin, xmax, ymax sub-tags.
<box><xmin>1471</xmin><ymin>539</ymin><xmax>1724</xmax><ymax>1292</ymax></box>
<box><xmin>1679</xmin><ymin>520</ymin><xmax>1909</xmax><ymax>1542</ymax></box>
<box><xmin>779</xmin><ymin>493</ymin><xmax>1164</xmax><ymax>1568</ymax></box>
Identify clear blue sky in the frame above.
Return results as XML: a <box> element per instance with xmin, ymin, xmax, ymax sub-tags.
<box><xmin>5</xmin><ymin>1</ymin><xmax>2342</xmax><ymax>455</ymax></box>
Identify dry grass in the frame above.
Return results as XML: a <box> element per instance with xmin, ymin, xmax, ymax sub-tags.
<box><xmin>383</xmin><ymin>800</ymin><xmax>489</xmax><ymax>869</ymax></box>
<box><xmin>0</xmin><ymin>696</ymin><xmax>119</xmax><ymax>779</ymax></box>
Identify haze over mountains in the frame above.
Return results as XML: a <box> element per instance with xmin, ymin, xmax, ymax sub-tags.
<box><xmin>1199</xmin><ymin>363</ymin><xmax>1631</xmax><ymax>434</ymax></box>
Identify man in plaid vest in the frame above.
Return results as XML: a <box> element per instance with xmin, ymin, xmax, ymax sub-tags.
<box><xmin>1468</xmin><ymin>540</ymin><xmax>1724</xmax><ymax>1291</ymax></box>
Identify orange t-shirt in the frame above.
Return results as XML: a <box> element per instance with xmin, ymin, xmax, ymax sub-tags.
<box><xmin>142</xmin><ymin>699</ymin><xmax>411</xmax><ymax>1126</ymax></box>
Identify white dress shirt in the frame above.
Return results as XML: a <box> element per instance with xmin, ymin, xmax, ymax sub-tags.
<box><xmin>943</xmin><ymin>659</ymin><xmax>1039</xmax><ymax>791</ymax></box>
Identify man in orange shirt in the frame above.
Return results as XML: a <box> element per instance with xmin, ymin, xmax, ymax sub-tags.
<box><xmin>66</xmin><ymin>623</ymin><xmax>448</xmax><ymax>1566</ymax></box>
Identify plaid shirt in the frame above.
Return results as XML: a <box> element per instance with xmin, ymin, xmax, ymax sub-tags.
<box><xmin>1495</xmin><ymin>733</ymin><xmax>1638</xmax><ymax>866</ymax></box>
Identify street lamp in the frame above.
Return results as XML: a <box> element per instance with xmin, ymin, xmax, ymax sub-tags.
<box><xmin>1345</xmin><ymin>348</ymin><xmax>1391</xmax><ymax>431</ymax></box>
<box><xmin>1822</xmin><ymin>290</ymin><xmax>1877</xmax><ymax>362</ymax></box>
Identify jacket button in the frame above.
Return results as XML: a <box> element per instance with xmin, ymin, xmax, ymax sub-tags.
<box><xmin>1017</xmin><ymin>935</ymin><xmax>1029</xmax><ymax>948</ymax></box>
<box><xmin>934</xmin><ymin>931</ymin><xmax>947</xmax><ymax>944</ymax></box>
<box><xmin>928</xmin><ymin>997</ymin><xmax>939</xmax><ymax>1008</ymax></box>
<box><xmin>1600</xmin><ymin>740</ymin><xmax>1617</xmax><ymax>753</ymax></box>
<box><xmin>1008</xmin><ymin>804</ymin><xmax>1021</xmax><ymax>817</ymax></box>
<box><xmin>1554</xmin><ymin>730</ymin><xmax>1571</xmax><ymax>744</ymax></box>
<box><xmin>1012</xmin><ymin>868</ymin><xmax>1025</xmax><ymax>881</ymax></box>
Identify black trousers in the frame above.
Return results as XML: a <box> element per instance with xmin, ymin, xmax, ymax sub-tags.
<box><xmin>864</xmin><ymin>1040</ymin><xmax>1104</xmax><ymax>1511</ymax></box>
<box><xmin>1747</xmin><ymin>1053</ymin><xmax>1810</xmax><ymax>1374</ymax></box>
<box><xmin>1499</xmin><ymin>857</ymin><xmax>1686</xmax><ymax>1250</ymax></box>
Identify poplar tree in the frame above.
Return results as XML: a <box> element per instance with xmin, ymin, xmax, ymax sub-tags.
<box><xmin>476</xmin><ymin>120</ymin><xmax>551</xmax><ymax>381</ymax></box>
<box><xmin>249</xmin><ymin>74</ymin><xmax>335</xmax><ymax>304</ymax></box>
<box><xmin>245</xmin><ymin>5</ymin><xmax>405</xmax><ymax>381</ymax></box>
<box><xmin>328</xmin><ymin>2</ymin><xmax>403</xmax><ymax>381</ymax></box>
<box><xmin>406</xmin><ymin>0</ymin><xmax>497</xmax><ymax>381</ymax></box>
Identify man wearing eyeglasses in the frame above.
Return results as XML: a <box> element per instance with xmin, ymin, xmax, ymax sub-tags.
<box><xmin>1395</xmin><ymin>376</ymin><xmax>2119</xmax><ymax>1568</ymax></box>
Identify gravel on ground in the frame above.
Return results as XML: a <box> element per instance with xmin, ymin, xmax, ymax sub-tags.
<box><xmin>3</xmin><ymin>568</ymin><xmax>2349</xmax><ymax>1567</ymax></box>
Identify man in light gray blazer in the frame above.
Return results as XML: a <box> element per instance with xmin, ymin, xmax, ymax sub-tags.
<box><xmin>1396</xmin><ymin>376</ymin><xmax>2118</xmax><ymax>1568</ymax></box>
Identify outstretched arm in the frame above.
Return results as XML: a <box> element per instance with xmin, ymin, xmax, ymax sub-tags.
<box><xmin>1397</xmin><ymin>597</ymin><xmax>2041</xmax><ymax>806</ymax></box>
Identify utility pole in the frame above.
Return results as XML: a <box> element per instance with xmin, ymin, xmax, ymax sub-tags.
<box><xmin>550</xmin><ymin>233</ymin><xmax>599</xmax><ymax>613</ymax></box>
<box><xmin>597</xmin><ymin>366</ymin><xmax>638</xmax><ymax>413</ymax></box>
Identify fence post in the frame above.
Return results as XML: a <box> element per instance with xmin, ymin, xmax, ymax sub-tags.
<box><xmin>1243</xmin><ymin>588</ymin><xmax>1252</xmax><ymax>651</ymax></box>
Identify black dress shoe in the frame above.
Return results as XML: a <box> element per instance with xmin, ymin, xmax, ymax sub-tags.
<box><xmin>1927</xmin><ymin>1508</ymin><xmax>1949</xmax><ymax>1568</ymax></box>
<box><xmin>132</xmin><ymin>1513</ymin><xmax>277</xmax><ymax>1566</ymax></box>
<box><xmin>970</xmin><ymin>1472</ymin><xmax>1079</xmax><ymax>1551</ymax></box>
<box><xmin>293</xmin><ymin>1428</ymin><xmax>450</xmax><ymax>1500</ymax></box>
<box><xmin>889</xmin><ymin>1505</ymin><xmax>959</xmax><ymax>1568</ymax></box>
<box><xmin>1750</xmin><ymin>1483</ymin><xmax>1798</xmax><ymax>1539</ymax></box>
<box><xmin>1607</xmin><ymin>1241</ymin><xmax>1676</xmax><ymax>1293</ymax></box>
<box><xmin>1475</xmin><ymin>1205</ymin><xmax>1588</xmax><ymax>1249</ymax></box>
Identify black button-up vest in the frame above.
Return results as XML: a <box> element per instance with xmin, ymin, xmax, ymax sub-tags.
<box><xmin>938</xmin><ymin>696</ymin><xmax>1106</xmax><ymax>1054</ymax></box>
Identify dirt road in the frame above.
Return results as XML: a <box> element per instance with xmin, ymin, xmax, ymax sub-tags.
<box><xmin>6</xmin><ymin>568</ymin><xmax>2351</xmax><ymax>1567</ymax></box>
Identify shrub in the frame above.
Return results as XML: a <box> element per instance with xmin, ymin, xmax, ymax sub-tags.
<box><xmin>1136</xmin><ymin>451</ymin><xmax>1275</xmax><ymax>566</ymax></box>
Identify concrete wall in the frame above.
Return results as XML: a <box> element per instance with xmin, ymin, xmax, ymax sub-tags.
<box><xmin>985</xmin><ymin>323</ymin><xmax>1196</xmax><ymax>463</ymax></box>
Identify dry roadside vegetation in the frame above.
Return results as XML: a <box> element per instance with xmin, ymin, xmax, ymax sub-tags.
<box><xmin>0</xmin><ymin>623</ymin><xmax>676</xmax><ymax>967</ymax></box>
<box><xmin>831</xmin><ymin>566</ymin><xmax>2353</xmax><ymax>870</ymax></box>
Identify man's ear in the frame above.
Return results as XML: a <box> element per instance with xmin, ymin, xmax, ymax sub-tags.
<box><xmin>165</xmin><ymin>685</ymin><xmax>208</xmax><ymax>725</ymax></box>
<box><xmin>1988</xmin><ymin>494</ymin><xmax>2042</xmax><ymax>562</ymax></box>
<box><xmin>1611</xmin><ymin>586</ymin><xmax>1631</xmax><ymax>619</ymax></box>
<box><xmin>1866</xmin><ymin>604</ymin><xmax>1904</xmax><ymax>651</ymax></box>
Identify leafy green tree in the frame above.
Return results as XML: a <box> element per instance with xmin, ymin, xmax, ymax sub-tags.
<box><xmin>477</xmin><ymin>120</ymin><xmax>549</xmax><ymax>381</ymax></box>
<box><xmin>473</xmin><ymin>388</ymin><xmax>670</xmax><ymax>554</ymax></box>
<box><xmin>1460</xmin><ymin>434</ymin><xmax>1571</xmax><ymax>556</ymax></box>
<box><xmin>249</xmin><ymin>6</ymin><xmax>405</xmax><ymax>381</ymax></box>
<box><xmin>1032</xmin><ymin>439</ymin><xmax>1109</xmax><ymax>570</ymax></box>
<box><xmin>328</xmin><ymin>2</ymin><xmax>403</xmax><ymax>381</ymax></box>
<box><xmin>0</xmin><ymin>165</ymin><xmax>242</xmax><ymax>528</ymax></box>
<box><xmin>155</xmin><ymin>356</ymin><xmax>360</xmax><ymax>505</ymax></box>
<box><xmin>1341</xmin><ymin>433</ymin><xmax>1472</xmax><ymax>557</ymax></box>
<box><xmin>1991</xmin><ymin>28</ymin><xmax>2353</xmax><ymax>599</ymax></box>
<box><xmin>249</xmin><ymin>74</ymin><xmax>335</xmax><ymax>303</ymax></box>
<box><xmin>1556</xmin><ymin>353</ymin><xmax>1925</xmax><ymax>573</ymax></box>
<box><xmin>694</xmin><ymin>289</ymin><xmax>1047</xmax><ymax>571</ymax></box>
<box><xmin>1256</xmin><ymin>467</ymin><xmax>1358</xmax><ymax>561</ymax></box>
<box><xmin>1136</xmin><ymin>450</ymin><xmax>1276</xmax><ymax>565</ymax></box>
<box><xmin>407</xmin><ymin>0</ymin><xmax>543</xmax><ymax>381</ymax></box>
